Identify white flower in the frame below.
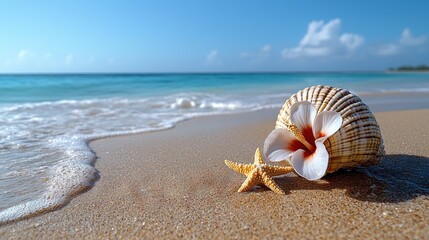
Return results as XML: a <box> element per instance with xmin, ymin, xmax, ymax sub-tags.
<box><xmin>263</xmin><ymin>101</ymin><xmax>343</xmax><ymax>180</ymax></box>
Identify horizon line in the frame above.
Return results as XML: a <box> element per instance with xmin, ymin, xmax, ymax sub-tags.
<box><xmin>0</xmin><ymin>70</ymin><xmax>392</xmax><ymax>75</ymax></box>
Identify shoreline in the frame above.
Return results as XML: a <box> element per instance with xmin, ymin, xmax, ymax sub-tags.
<box><xmin>385</xmin><ymin>70</ymin><xmax>429</xmax><ymax>74</ymax></box>
<box><xmin>1</xmin><ymin>91</ymin><xmax>427</xmax><ymax>225</ymax></box>
<box><xmin>1</xmin><ymin>108</ymin><xmax>428</xmax><ymax>238</ymax></box>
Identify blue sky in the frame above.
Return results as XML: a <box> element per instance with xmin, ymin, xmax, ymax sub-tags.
<box><xmin>1</xmin><ymin>0</ymin><xmax>428</xmax><ymax>73</ymax></box>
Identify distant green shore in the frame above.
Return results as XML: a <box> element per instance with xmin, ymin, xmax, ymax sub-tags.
<box><xmin>387</xmin><ymin>65</ymin><xmax>429</xmax><ymax>72</ymax></box>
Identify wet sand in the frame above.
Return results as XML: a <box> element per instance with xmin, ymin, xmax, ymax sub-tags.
<box><xmin>1</xmin><ymin>109</ymin><xmax>428</xmax><ymax>239</ymax></box>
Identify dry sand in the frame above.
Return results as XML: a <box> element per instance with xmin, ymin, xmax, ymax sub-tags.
<box><xmin>1</xmin><ymin>109</ymin><xmax>428</xmax><ymax>239</ymax></box>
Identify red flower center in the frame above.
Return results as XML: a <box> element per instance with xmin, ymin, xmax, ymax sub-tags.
<box><xmin>287</xmin><ymin>126</ymin><xmax>325</xmax><ymax>160</ymax></box>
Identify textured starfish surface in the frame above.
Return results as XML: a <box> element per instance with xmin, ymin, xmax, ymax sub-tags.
<box><xmin>224</xmin><ymin>148</ymin><xmax>294</xmax><ymax>194</ymax></box>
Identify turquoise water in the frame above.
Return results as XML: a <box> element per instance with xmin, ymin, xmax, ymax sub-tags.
<box><xmin>0</xmin><ymin>72</ymin><xmax>428</xmax><ymax>223</ymax></box>
<box><xmin>2</xmin><ymin>72</ymin><xmax>429</xmax><ymax>103</ymax></box>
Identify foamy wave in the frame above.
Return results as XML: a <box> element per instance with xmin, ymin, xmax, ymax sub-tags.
<box><xmin>0</xmin><ymin>92</ymin><xmax>285</xmax><ymax>223</ymax></box>
<box><xmin>203</xmin><ymin>101</ymin><xmax>242</xmax><ymax>110</ymax></box>
<box><xmin>170</xmin><ymin>97</ymin><xmax>244</xmax><ymax>110</ymax></box>
<box><xmin>171</xmin><ymin>98</ymin><xmax>196</xmax><ymax>109</ymax></box>
<box><xmin>0</xmin><ymin>161</ymin><xmax>97</xmax><ymax>224</ymax></box>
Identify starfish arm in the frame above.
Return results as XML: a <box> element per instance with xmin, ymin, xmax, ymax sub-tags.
<box><xmin>264</xmin><ymin>165</ymin><xmax>294</xmax><ymax>177</ymax></box>
<box><xmin>224</xmin><ymin>160</ymin><xmax>253</xmax><ymax>175</ymax></box>
<box><xmin>237</xmin><ymin>171</ymin><xmax>261</xmax><ymax>192</ymax></box>
<box><xmin>261</xmin><ymin>173</ymin><xmax>285</xmax><ymax>195</ymax></box>
<box><xmin>254</xmin><ymin>148</ymin><xmax>265</xmax><ymax>165</ymax></box>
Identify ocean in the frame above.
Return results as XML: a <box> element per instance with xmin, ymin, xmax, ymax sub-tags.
<box><xmin>1</xmin><ymin>72</ymin><xmax>428</xmax><ymax>223</ymax></box>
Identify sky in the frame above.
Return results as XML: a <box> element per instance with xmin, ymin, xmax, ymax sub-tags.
<box><xmin>1</xmin><ymin>0</ymin><xmax>428</xmax><ymax>73</ymax></box>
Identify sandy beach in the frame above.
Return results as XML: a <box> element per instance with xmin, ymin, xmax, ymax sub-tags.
<box><xmin>1</xmin><ymin>108</ymin><xmax>428</xmax><ymax>239</ymax></box>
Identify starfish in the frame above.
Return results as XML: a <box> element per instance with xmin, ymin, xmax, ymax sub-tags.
<box><xmin>224</xmin><ymin>148</ymin><xmax>294</xmax><ymax>194</ymax></box>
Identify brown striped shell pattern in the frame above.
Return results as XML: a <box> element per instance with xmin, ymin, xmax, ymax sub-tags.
<box><xmin>264</xmin><ymin>85</ymin><xmax>385</xmax><ymax>180</ymax></box>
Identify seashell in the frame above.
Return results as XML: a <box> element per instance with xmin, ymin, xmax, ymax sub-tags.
<box><xmin>274</xmin><ymin>85</ymin><xmax>385</xmax><ymax>173</ymax></box>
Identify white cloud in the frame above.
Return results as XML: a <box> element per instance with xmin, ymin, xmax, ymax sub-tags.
<box><xmin>18</xmin><ymin>50</ymin><xmax>29</xmax><ymax>60</ymax></box>
<box><xmin>283</xmin><ymin>46</ymin><xmax>331</xmax><ymax>58</ymax></box>
<box><xmin>66</xmin><ymin>54</ymin><xmax>74</xmax><ymax>64</ymax></box>
<box><xmin>340</xmin><ymin>33</ymin><xmax>364</xmax><ymax>51</ymax></box>
<box><xmin>240</xmin><ymin>44</ymin><xmax>272</xmax><ymax>61</ymax></box>
<box><xmin>375</xmin><ymin>28</ymin><xmax>427</xmax><ymax>56</ymax></box>
<box><xmin>282</xmin><ymin>18</ymin><xmax>364</xmax><ymax>59</ymax></box>
<box><xmin>375</xmin><ymin>44</ymin><xmax>400</xmax><ymax>56</ymax></box>
<box><xmin>206</xmin><ymin>50</ymin><xmax>218</xmax><ymax>62</ymax></box>
<box><xmin>261</xmin><ymin>44</ymin><xmax>272</xmax><ymax>53</ymax></box>
<box><xmin>205</xmin><ymin>50</ymin><xmax>222</xmax><ymax>65</ymax></box>
<box><xmin>299</xmin><ymin>19</ymin><xmax>340</xmax><ymax>47</ymax></box>
<box><xmin>400</xmin><ymin>28</ymin><xmax>426</xmax><ymax>46</ymax></box>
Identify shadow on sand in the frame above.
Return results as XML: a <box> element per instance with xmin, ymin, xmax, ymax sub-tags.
<box><xmin>272</xmin><ymin>154</ymin><xmax>429</xmax><ymax>203</ymax></box>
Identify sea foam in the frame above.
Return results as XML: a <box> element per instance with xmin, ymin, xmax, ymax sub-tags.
<box><xmin>0</xmin><ymin>92</ymin><xmax>282</xmax><ymax>223</ymax></box>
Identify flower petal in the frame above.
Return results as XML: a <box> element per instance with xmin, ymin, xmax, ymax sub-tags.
<box><xmin>263</xmin><ymin>128</ymin><xmax>297</xmax><ymax>162</ymax></box>
<box><xmin>289</xmin><ymin>141</ymin><xmax>329</xmax><ymax>180</ymax></box>
<box><xmin>290</xmin><ymin>101</ymin><xmax>317</xmax><ymax>132</ymax></box>
<box><xmin>312</xmin><ymin>111</ymin><xmax>343</xmax><ymax>140</ymax></box>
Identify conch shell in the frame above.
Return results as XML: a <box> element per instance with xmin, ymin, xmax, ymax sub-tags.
<box><xmin>273</xmin><ymin>85</ymin><xmax>384</xmax><ymax>173</ymax></box>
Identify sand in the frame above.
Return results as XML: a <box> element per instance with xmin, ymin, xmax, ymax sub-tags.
<box><xmin>1</xmin><ymin>109</ymin><xmax>428</xmax><ymax>239</ymax></box>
